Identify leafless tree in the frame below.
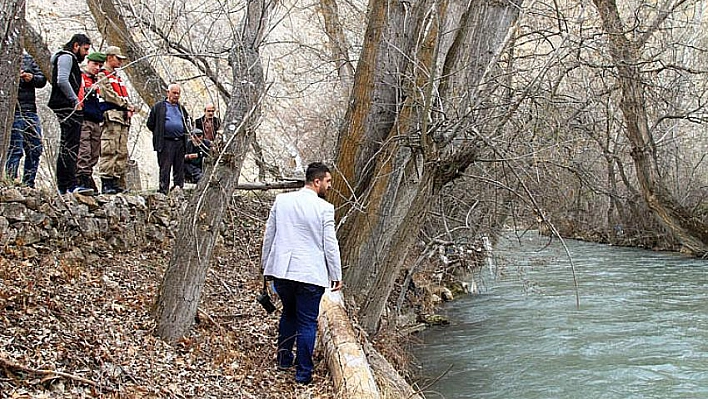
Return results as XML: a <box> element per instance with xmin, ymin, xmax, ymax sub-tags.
<box><xmin>0</xmin><ymin>0</ymin><xmax>25</xmax><ymax>173</ymax></box>
<box><xmin>331</xmin><ymin>0</ymin><xmax>525</xmax><ymax>333</ymax></box>
<box><xmin>586</xmin><ymin>0</ymin><xmax>708</xmax><ymax>255</ymax></box>
<box><xmin>153</xmin><ymin>0</ymin><xmax>275</xmax><ymax>341</ymax></box>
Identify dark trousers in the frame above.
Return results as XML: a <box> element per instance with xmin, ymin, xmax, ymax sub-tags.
<box><xmin>54</xmin><ymin>111</ymin><xmax>82</xmax><ymax>193</ymax></box>
<box><xmin>157</xmin><ymin>138</ymin><xmax>185</xmax><ymax>194</ymax></box>
<box><xmin>273</xmin><ymin>278</ymin><xmax>325</xmax><ymax>383</ymax></box>
<box><xmin>6</xmin><ymin>111</ymin><xmax>43</xmax><ymax>188</ymax></box>
<box><xmin>184</xmin><ymin>163</ymin><xmax>203</xmax><ymax>184</ymax></box>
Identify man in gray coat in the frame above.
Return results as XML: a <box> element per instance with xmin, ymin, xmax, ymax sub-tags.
<box><xmin>261</xmin><ymin>162</ymin><xmax>343</xmax><ymax>385</ymax></box>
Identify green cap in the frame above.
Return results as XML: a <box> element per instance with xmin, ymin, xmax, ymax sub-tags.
<box><xmin>86</xmin><ymin>52</ymin><xmax>106</xmax><ymax>62</ymax></box>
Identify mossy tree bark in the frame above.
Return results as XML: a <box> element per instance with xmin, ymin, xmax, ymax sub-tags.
<box><xmin>153</xmin><ymin>0</ymin><xmax>273</xmax><ymax>341</ymax></box>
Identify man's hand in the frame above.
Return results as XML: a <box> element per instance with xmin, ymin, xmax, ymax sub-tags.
<box><xmin>331</xmin><ymin>280</ymin><xmax>343</xmax><ymax>292</ymax></box>
<box><xmin>20</xmin><ymin>72</ymin><xmax>33</xmax><ymax>82</ymax></box>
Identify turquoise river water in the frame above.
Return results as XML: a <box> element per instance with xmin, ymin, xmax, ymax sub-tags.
<box><xmin>417</xmin><ymin>232</ymin><xmax>708</xmax><ymax>399</ymax></box>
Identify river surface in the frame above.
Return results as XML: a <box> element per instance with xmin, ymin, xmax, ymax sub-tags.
<box><xmin>416</xmin><ymin>232</ymin><xmax>708</xmax><ymax>399</ymax></box>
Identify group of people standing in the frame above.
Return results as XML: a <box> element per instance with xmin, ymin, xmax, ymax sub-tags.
<box><xmin>7</xmin><ymin>33</ymin><xmax>220</xmax><ymax>195</ymax></box>
<box><xmin>45</xmin><ymin>34</ymin><xmax>133</xmax><ymax>195</ymax></box>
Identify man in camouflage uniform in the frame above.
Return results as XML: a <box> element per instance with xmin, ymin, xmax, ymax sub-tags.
<box><xmin>97</xmin><ymin>46</ymin><xmax>134</xmax><ymax>194</ymax></box>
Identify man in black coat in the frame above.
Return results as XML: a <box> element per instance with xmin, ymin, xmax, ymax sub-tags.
<box><xmin>6</xmin><ymin>52</ymin><xmax>47</xmax><ymax>188</ymax></box>
<box><xmin>147</xmin><ymin>83</ymin><xmax>191</xmax><ymax>194</ymax></box>
<box><xmin>48</xmin><ymin>33</ymin><xmax>91</xmax><ymax>194</ymax></box>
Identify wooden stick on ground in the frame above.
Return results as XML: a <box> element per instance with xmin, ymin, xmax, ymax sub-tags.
<box><xmin>0</xmin><ymin>356</ymin><xmax>113</xmax><ymax>392</ymax></box>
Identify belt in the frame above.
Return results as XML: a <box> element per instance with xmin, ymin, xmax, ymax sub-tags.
<box><xmin>164</xmin><ymin>136</ymin><xmax>184</xmax><ymax>141</ymax></box>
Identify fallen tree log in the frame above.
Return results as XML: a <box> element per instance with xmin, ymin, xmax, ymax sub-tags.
<box><xmin>319</xmin><ymin>291</ymin><xmax>425</xmax><ymax>398</ymax></box>
<box><xmin>363</xmin><ymin>341</ymin><xmax>425</xmax><ymax>399</ymax></box>
<box><xmin>318</xmin><ymin>291</ymin><xmax>381</xmax><ymax>398</ymax></box>
<box><xmin>235</xmin><ymin>180</ymin><xmax>304</xmax><ymax>191</ymax></box>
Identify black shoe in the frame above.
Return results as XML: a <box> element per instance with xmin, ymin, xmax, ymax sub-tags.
<box><xmin>295</xmin><ymin>377</ymin><xmax>312</xmax><ymax>385</ymax></box>
<box><xmin>86</xmin><ymin>176</ymin><xmax>99</xmax><ymax>192</ymax></box>
<box><xmin>101</xmin><ymin>178</ymin><xmax>118</xmax><ymax>194</ymax></box>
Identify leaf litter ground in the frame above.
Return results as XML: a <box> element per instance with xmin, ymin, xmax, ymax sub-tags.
<box><xmin>0</xmin><ymin>194</ymin><xmax>336</xmax><ymax>398</ymax></box>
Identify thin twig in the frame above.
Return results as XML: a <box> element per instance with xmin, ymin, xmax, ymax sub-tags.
<box><xmin>0</xmin><ymin>356</ymin><xmax>114</xmax><ymax>392</ymax></box>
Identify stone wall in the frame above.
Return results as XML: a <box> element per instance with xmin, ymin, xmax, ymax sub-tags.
<box><xmin>0</xmin><ymin>186</ymin><xmax>184</xmax><ymax>259</ymax></box>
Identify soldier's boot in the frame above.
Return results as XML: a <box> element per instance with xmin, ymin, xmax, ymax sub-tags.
<box><xmin>101</xmin><ymin>178</ymin><xmax>119</xmax><ymax>195</ymax></box>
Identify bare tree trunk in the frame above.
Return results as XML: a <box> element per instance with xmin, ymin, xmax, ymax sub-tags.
<box><xmin>154</xmin><ymin>0</ymin><xmax>273</xmax><ymax>341</ymax></box>
<box><xmin>318</xmin><ymin>0</ymin><xmax>355</xmax><ymax>83</ymax></box>
<box><xmin>591</xmin><ymin>0</ymin><xmax>708</xmax><ymax>255</ymax></box>
<box><xmin>87</xmin><ymin>0</ymin><xmax>167</xmax><ymax>106</ymax></box>
<box><xmin>0</xmin><ymin>0</ymin><xmax>24</xmax><ymax>173</ymax></box>
<box><xmin>23</xmin><ymin>23</ymin><xmax>52</xmax><ymax>84</ymax></box>
<box><xmin>333</xmin><ymin>0</ymin><xmax>523</xmax><ymax>333</ymax></box>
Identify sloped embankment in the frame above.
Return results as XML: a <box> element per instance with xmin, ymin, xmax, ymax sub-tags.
<box><xmin>0</xmin><ymin>187</ymin><xmax>336</xmax><ymax>398</ymax></box>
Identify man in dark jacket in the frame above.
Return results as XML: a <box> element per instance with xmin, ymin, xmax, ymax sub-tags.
<box><xmin>147</xmin><ymin>83</ymin><xmax>191</xmax><ymax>194</ymax></box>
<box><xmin>184</xmin><ymin>128</ymin><xmax>212</xmax><ymax>184</ymax></box>
<box><xmin>5</xmin><ymin>52</ymin><xmax>47</xmax><ymax>188</ymax></box>
<box><xmin>48</xmin><ymin>33</ymin><xmax>91</xmax><ymax>194</ymax></box>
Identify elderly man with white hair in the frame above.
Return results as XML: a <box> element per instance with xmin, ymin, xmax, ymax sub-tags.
<box><xmin>146</xmin><ymin>83</ymin><xmax>192</xmax><ymax>194</ymax></box>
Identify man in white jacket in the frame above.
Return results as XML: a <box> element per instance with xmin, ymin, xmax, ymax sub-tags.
<box><xmin>261</xmin><ymin>162</ymin><xmax>343</xmax><ymax>385</ymax></box>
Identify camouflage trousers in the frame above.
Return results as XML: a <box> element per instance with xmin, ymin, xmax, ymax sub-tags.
<box><xmin>98</xmin><ymin>120</ymin><xmax>129</xmax><ymax>180</ymax></box>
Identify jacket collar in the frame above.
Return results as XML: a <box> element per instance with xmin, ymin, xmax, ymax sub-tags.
<box><xmin>300</xmin><ymin>187</ymin><xmax>318</xmax><ymax>196</ymax></box>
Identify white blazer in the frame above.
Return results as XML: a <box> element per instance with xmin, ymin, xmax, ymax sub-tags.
<box><xmin>262</xmin><ymin>188</ymin><xmax>342</xmax><ymax>288</ymax></box>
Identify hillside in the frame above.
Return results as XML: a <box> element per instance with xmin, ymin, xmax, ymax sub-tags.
<box><xmin>0</xmin><ymin>190</ymin><xmax>337</xmax><ymax>398</ymax></box>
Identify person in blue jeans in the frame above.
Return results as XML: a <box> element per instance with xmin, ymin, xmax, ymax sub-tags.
<box><xmin>261</xmin><ymin>162</ymin><xmax>343</xmax><ymax>385</ymax></box>
<box><xmin>6</xmin><ymin>52</ymin><xmax>47</xmax><ymax>188</ymax></box>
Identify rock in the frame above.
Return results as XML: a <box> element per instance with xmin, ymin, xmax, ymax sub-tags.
<box><xmin>14</xmin><ymin>223</ymin><xmax>43</xmax><ymax>245</ymax></box>
<box><xmin>74</xmin><ymin>193</ymin><xmax>99</xmax><ymax>210</ymax></box>
<box><xmin>0</xmin><ymin>187</ymin><xmax>25</xmax><ymax>202</ymax></box>
<box><xmin>59</xmin><ymin>248</ymin><xmax>84</xmax><ymax>265</ymax></box>
<box><xmin>27</xmin><ymin>210</ymin><xmax>47</xmax><ymax>226</ymax></box>
<box><xmin>0</xmin><ymin>216</ymin><xmax>9</xmax><ymax>239</ymax></box>
<box><xmin>145</xmin><ymin>224</ymin><xmax>166</xmax><ymax>243</ymax></box>
<box><xmin>431</xmin><ymin>286</ymin><xmax>454</xmax><ymax>302</ymax></box>
<box><xmin>124</xmin><ymin>195</ymin><xmax>147</xmax><ymax>210</ymax></box>
<box><xmin>0</xmin><ymin>191</ymin><xmax>193</xmax><ymax>257</ymax></box>
<box><xmin>0</xmin><ymin>202</ymin><xmax>29</xmax><ymax>222</ymax></box>
<box><xmin>78</xmin><ymin>218</ymin><xmax>101</xmax><ymax>239</ymax></box>
<box><xmin>440</xmin><ymin>287</ymin><xmax>454</xmax><ymax>301</ymax></box>
<box><xmin>421</xmin><ymin>314</ymin><xmax>449</xmax><ymax>326</ymax></box>
<box><xmin>145</xmin><ymin>192</ymin><xmax>168</xmax><ymax>209</ymax></box>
